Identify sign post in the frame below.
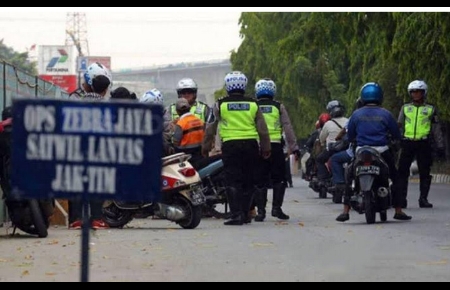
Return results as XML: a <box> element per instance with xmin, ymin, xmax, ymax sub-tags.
<box><xmin>10</xmin><ymin>98</ymin><xmax>164</xmax><ymax>282</ymax></box>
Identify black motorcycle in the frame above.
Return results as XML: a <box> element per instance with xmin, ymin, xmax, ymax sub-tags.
<box><xmin>347</xmin><ymin>146</ymin><xmax>392</xmax><ymax>224</ymax></box>
<box><xmin>195</xmin><ymin>155</ymin><xmax>230</xmax><ymax>219</ymax></box>
<box><xmin>0</xmin><ymin>110</ymin><xmax>53</xmax><ymax>238</ymax></box>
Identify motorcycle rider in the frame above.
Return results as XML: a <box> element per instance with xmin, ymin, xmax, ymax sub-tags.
<box><xmin>172</xmin><ymin>98</ymin><xmax>205</xmax><ymax>167</ymax></box>
<box><xmin>397</xmin><ymin>80</ymin><xmax>446</xmax><ymax>209</ymax></box>
<box><xmin>303</xmin><ymin>113</ymin><xmax>331</xmax><ymax>181</ymax></box>
<box><xmin>253</xmin><ymin>78</ymin><xmax>300</xmax><ymax>222</ymax></box>
<box><xmin>329</xmin><ymin>98</ymin><xmax>365</xmax><ymax>201</ymax></box>
<box><xmin>68</xmin><ymin>62</ymin><xmax>112</xmax><ymax>230</ymax></box>
<box><xmin>315</xmin><ymin>101</ymin><xmax>348</xmax><ymax>187</ymax></box>
<box><xmin>336</xmin><ymin>82</ymin><xmax>412</xmax><ymax>222</ymax></box>
<box><xmin>202</xmin><ymin>71</ymin><xmax>271</xmax><ymax>226</ymax></box>
<box><xmin>69</xmin><ymin>62</ymin><xmax>113</xmax><ymax>100</ymax></box>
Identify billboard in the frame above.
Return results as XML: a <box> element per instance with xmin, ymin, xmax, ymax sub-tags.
<box><xmin>38</xmin><ymin>45</ymin><xmax>77</xmax><ymax>75</ymax></box>
<box><xmin>77</xmin><ymin>56</ymin><xmax>111</xmax><ymax>72</ymax></box>
<box><xmin>39</xmin><ymin>75</ymin><xmax>77</xmax><ymax>93</ymax></box>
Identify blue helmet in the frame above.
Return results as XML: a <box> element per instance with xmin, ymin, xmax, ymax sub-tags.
<box><xmin>255</xmin><ymin>78</ymin><xmax>276</xmax><ymax>99</ymax></box>
<box><xmin>360</xmin><ymin>82</ymin><xmax>383</xmax><ymax>105</ymax></box>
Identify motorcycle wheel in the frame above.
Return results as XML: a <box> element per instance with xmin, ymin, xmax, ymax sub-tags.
<box><xmin>203</xmin><ymin>188</ymin><xmax>231</xmax><ymax>219</ymax></box>
<box><xmin>364</xmin><ymin>191</ymin><xmax>376</xmax><ymax>225</ymax></box>
<box><xmin>379</xmin><ymin>210</ymin><xmax>388</xmax><ymax>223</ymax></box>
<box><xmin>102</xmin><ymin>203</ymin><xmax>134</xmax><ymax>228</ymax></box>
<box><xmin>29</xmin><ymin>199</ymin><xmax>49</xmax><ymax>238</ymax></box>
<box><xmin>174</xmin><ymin>196</ymin><xmax>202</xmax><ymax>229</ymax></box>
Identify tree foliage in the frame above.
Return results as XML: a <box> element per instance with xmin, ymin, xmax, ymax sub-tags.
<box><xmin>0</xmin><ymin>39</ymin><xmax>37</xmax><ymax>75</ymax></box>
<box><xmin>230</xmin><ymin>12</ymin><xmax>450</xmax><ymax>140</ymax></box>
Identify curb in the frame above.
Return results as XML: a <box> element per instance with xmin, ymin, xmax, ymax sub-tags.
<box><xmin>410</xmin><ymin>174</ymin><xmax>450</xmax><ymax>184</ymax></box>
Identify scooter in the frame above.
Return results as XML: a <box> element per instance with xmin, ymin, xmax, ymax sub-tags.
<box><xmin>0</xmin><ymin>113</ymin><xmax>54</xmax><ymax>238</ymax></box>
<box><xmin>102</xmin><ymin>153</ymin><xmax>206</xmax><ymax>229</ymax></box>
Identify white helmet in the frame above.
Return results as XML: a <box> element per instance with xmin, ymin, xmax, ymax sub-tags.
<box><xmin>84</xmin><ymin>62</ymin><xmax>112</xmax><ymax>88</ymax></box>
<box><xmin>176</xmin><ymin>78</ymin><xmax>198</xmax><ymax>94</ymax></box>
<box><xmin>224</xmin><ymin>71</ymin><xmax>247</xmax><ymax>93</ymax></box>
<box><xmin>408</xmin><ymin>80</ymin><xmax>428</xmax><ymax>98</ymax></box>
<box><xmin>140</xmin><ymin>89</ymin><xmax>164</xmax><ymax>105</ymax></box>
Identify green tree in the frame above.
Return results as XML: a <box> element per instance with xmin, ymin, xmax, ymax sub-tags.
<box><xmin>231</xmin><ymin>12</ymin><xmax>450</xmax><ymax>142</ymax></box>
<box><xmin>0</xmin><ymin>39</ymin><xmax>37</xmax><ymax>75</ymax></box>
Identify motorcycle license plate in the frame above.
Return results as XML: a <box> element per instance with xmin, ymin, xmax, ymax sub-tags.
<box><xmin>356</xmin><ymin>165</ymin><xmax>380</xmax><ymax>176</ymax></box>
<box><xmin>190</xmin><ymin>185</ymin><xmax>206</xmax><ymax>206</ymax></box>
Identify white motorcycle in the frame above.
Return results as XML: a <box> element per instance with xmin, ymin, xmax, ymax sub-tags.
<box><xmin>102</xmin><ymin>153</ymin><xmax>205</xmax><ymax>229</ymax></box>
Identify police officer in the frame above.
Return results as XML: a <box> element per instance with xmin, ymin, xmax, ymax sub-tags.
<box><xmin>253</xmin><ymin>78</ymin><xmax>300</xmax><ymax>222</ymax></box>
<box><xmin>172</xmin><ymin>98</ymin><xmax>205</xmax><ymax>167</ymax></box>
<box><xmin>202</xmin><ymin>71</ymin><xmax>271</xmax><ymax>226</ymax></box>
<box><xmin>397</xmin><ymin>80</ymin><xmax>445</xmax><ymax>209</ymax></box>
<box><xmin>164</xmin><ymin>78</ymin><xmax>213</xmax><ymax>126</ymax></box>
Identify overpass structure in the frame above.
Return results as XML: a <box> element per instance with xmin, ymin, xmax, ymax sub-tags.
<box><xmin>112</xmin><ymin>59</ymin><xmax>232</xmax><ymax>106</ymax></box>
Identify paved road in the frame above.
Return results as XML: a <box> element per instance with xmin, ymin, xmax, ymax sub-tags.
<box><xmin>0</xmin><ymin>176</ymin><xmax>449</xmax><ymax>282</ymax></box>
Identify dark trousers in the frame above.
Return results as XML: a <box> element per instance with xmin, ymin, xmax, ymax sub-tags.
<box><xmin>285</xmin><ymin>155</ymin><xmax>293</xmax><ymax>186</ymax></box>
<box><xmin>316</xmin><ymin>150</ymin><xmax>333</xmax><ymax>180</ymax></box>
<box><xmin>221</xmin><ymin>140</ymin><xmax>260</xmax><ymax>217</ymax></box>
<box><xmin>257</xmin><ymin>143</ymin><xmax>286</xmax><ymax>187</ymax></box>
<box><xmin>397</xmin><ymin>140</ymin><xmax>433</xmax><ymax>200</ymax></box>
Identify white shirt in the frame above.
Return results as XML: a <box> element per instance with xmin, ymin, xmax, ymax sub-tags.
<box><xmin>319</xmin><ymin>117</ymin><xmax>349</xmax><ymax>148</ymax></box>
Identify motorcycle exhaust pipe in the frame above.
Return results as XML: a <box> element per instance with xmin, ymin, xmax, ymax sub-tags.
<box><xmin>377</xmin><ymin>187</ymin><xmax>390</xmax><ymax>198</ymax></box>
<box><xmin>156</xmin><ymin>203</ymin><xmax>186</xmax><ymax>221</ymax></box>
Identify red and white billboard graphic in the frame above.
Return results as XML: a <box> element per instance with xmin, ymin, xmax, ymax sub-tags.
<box><xmin>39</xmin><ymin>75</ymin><xmax>77</xmax><ymax>93</ymax></box>
<box><xmin>38</xmin><ymin>45</ymin><xmax>77</xmax><ymax>75</ymax></box>
<box><xmin>78</xmin><ymin>56</ymin><xmax>112</xmax><ymax>72</ymax></box>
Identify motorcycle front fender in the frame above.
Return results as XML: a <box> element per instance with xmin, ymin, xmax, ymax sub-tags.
<box><xmin>359</xmin><ymin>175</ymin><xmax>375</xmax><ymax>192</ymax></box>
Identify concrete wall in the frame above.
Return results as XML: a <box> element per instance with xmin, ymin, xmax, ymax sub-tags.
<box><xmin>112</xmin><ymin>60</ymin><xmax>232</xmax><ymax>106</ymax></box>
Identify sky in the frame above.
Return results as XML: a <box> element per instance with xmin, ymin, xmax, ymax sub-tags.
<box><xmin>1</xmin><ymin>7</ymin><xmax>448</xmax><ymax>72</ymax></box>
<box><xmin>0</xmin><ymin>7</ymin><xmax>244</xmax><ymax>71</ymax></box>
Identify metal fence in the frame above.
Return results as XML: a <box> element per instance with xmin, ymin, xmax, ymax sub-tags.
<box><xmin>0</xmin><ymin>60</ymin><xmax>69</xmax><ymax>113</ymax></box>
<box><xmin>0</xmin><ymin>60</ymin><xmax>69</xmax><ymax>225</ymax></box>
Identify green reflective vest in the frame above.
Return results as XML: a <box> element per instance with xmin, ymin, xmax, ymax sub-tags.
<box><xmin>257</xmin><ymin>99</ymin><xmax>282</xmax><ymax>142</ymax></box>
<box><xmin>218</xmin><ymin>96</ymin><xmax>259</xmax><ymax>142</ymax></box>
<box><xmin>170</xmin><ymin>101</ymin><xmax>207</xmax><ymax>122</ymax></box>
<box><xmin>403</xmin><ymin>103</ymin><xmax>434</xmax><ymax>140</ymax></box>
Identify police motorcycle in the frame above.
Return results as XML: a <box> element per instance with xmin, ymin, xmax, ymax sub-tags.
<box><xmin>194</xmin><ymin>154</ymin><xmax>230</xmax><ymax>219</ymax></box>
<box><xmin>0</xmin><ymin>107</ymin><xmax>54</xmax><ymax>238</ymax></box>
<box><xmin>346</xmin><ymin>146</ymin><xmax>392</xmax><ymax>224</ymax></box>
<box><xmin>102</xmin><ymin>153</ymin><xmax>205</xmax><ymax>229</ymax></box>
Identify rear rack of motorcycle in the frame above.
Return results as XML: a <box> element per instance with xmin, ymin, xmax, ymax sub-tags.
<box><xmin>162</xmin><ymin>153</ymin><xmax>192</xmax><ymax>167</ymax></box>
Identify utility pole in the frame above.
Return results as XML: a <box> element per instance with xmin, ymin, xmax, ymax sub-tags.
<box><xmin>65</xmin><ymin>12</ymin><xmax>89</xmax><ymax>89</ymax></box>
<box><xmin>65</xmin><ymin>12</ymin><xmax>90</xmax><ymax>57</ymax></box>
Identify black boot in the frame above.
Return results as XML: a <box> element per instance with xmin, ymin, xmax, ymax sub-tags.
<box><xmin>241</xmin><ymin>189</ymin><xmax>255</xmax><ymax>224</ymax></box>
<box><xmin>419</xmin><ymin>176</ymin><xmax>433</xmax><ymax>208</ymax></box>
<box><xmin>254</xmin><ymin>187</ymin><xmax>267</xmax><ymax>222</ymax></box>
<box><xmin>271</xmin><ymin>183</ymin><xmax>290</xmax><ymax>220</ymax></box>
<box><xmin>224</xmin><ymin>187</ymin><xmax>244</xmax><ymax>226</ymax></box>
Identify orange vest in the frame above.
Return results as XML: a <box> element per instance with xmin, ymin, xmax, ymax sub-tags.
<box><xmin>176</xmin><ymin>114</ymin><xmax>205</xmax><ymax>149</ymax></box>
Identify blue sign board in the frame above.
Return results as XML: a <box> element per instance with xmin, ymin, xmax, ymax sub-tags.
<box><xmin>10</xmin><ymin>98</ymin><xmax>164</xmax><ymax>202</ymax></box>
